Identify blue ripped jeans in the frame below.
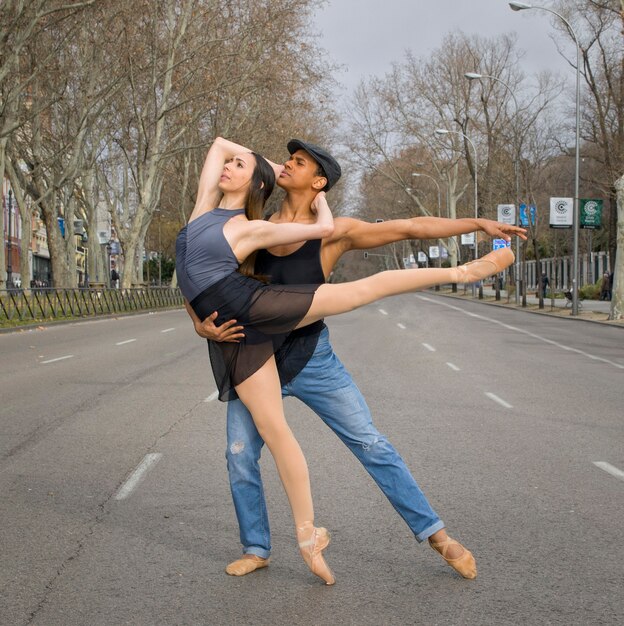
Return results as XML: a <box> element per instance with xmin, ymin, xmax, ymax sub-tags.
<box><xmin>225</xmin><ymin>327</ymin><xmax>444</xmax><ymax>559</ymax></box>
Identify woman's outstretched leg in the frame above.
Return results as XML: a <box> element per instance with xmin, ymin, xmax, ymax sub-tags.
<box><xmin>234</xmin><ymin>357</ymin><xmax>335</xmax><ymax>585</ymax></box>
<box><xmin>296</xmin><ymin>247</ymin><xmax>514</xmax><ymax>328</ymax></box>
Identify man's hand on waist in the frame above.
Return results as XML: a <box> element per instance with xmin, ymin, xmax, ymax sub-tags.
<box><xmin>195</xmin><ymin>311</ymin><xmax>245</xmax><ymax>342</ymax></box>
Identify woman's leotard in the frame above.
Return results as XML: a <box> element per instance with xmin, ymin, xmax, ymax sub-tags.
<box><xmin>176</xmin><ymin>208</ymin><xmax>320</xmax><ymax>401</ymax></box>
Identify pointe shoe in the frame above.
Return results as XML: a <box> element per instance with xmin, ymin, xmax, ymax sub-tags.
<box><xmin>297</xmin><ymin>522</ymin><xmax>336</xmax><ymax>585</ymax></box>
<box><xmin>429</xmin><ymin>536</ymin><xmax>477</xmax><ymax>579</ymax></box>
<box><xmin>455</xmin><ymin>247</ymin><xmax>515</xmax><ymax>284</ymax></box>
<box><xmin>225</xmin><ymin>554</ymin><xmax>270</xmax><ymax>576</ymax></box>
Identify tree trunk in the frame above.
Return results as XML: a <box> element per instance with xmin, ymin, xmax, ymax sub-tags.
<box><xmin>6</xmin><ymin>160</ymin><xmax>32</xmax><ymax>291</ymax></box>
<box><xmin>610</xmin><ymin>174</ymin><xmax>624</xmax><ymax>320</ymax></box>
<box><xmin>42</xmin><ymin>208</ymin><xmax>74</xmax><ymax>288</ymax></box>
<box><xmin>0</xmin><ymin>138</ymin><xmax>7</xmax><ymax>288</ymax></box>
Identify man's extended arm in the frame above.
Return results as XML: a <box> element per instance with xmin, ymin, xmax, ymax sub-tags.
<box><xmin>332</xmin><ymin>216</ymin><xmax>527</xmax><ymax>251</ymax></box>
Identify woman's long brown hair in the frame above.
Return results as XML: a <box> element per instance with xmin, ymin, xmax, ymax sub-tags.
<box><xmin>238</xmin><ymin>152</ymin><xmax>276</xmax><ymax>281</ymax></box>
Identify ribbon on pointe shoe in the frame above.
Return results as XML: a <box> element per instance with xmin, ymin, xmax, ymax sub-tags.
<box><xmin>297</xmin><ymin>522</ymin><xmax>336</xmax><ymax>585</ymax></box>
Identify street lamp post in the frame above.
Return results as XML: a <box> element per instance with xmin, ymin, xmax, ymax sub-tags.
<box><xmin>509</xmin><ymin>1</ymin><xmax>582</xmax><ymax>315</ymax></box>
<box><xmin>434</xmin><ymin>128</ymin><xmax>482</xmax><ymax>298</ymax></box>
<box><xmin>411</xmin><ymin>172</ymin><xmax>442</xmax><ymax>216</ymax></box>
<box><xmin>412</xmin><ymin>171</ymin><xmax>448</xmax><ymax>291</ymax></box>
<box><xmin>465</xmin><ymin>71</ymin><xmax>523</xmax><ymax>304</ymax></box>
<box><xmin>6</xmin><ymin>188</ymin><xmax>13</xmax><ymax>289</ymax></box>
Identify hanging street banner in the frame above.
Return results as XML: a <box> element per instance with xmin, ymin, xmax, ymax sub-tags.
<box><xmin>461</xmin><ymin>233</ymin><xmax>475</xmax><ymax>245</ymax></box>
<box><xmin>580</xmin><ymin>199</ymin><xmax>603</xmax><ymax>229</ymax></box>
<box><xmin>497</xmin><ymin>204</ymin><xmax>516</xmax><ymax>224</ymax></box>
<box><xmin>550</xmin><ymin>197</ymin><xmax>573</xmax><ymax>228</ymax></box>
<box><xmin>429</xmin><ymin>245</ymin><xmax>440</xmax><ymax>259</ymax></box>
<box><xmin>519</xmin><ymin>203</ymin><xmax>536</xmax><ymax>226</ymax></box>
<box><xmin>417</xmin><ymin>251</ymin><xmax>428</xmax><ymax>263</ymax></box>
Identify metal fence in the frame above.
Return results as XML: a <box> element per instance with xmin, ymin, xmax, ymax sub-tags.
<box><xmin>0</xmin><ymin>287</ymin><xmax>184</xmax><ymax>324</ymax></box>
<box><xmin>524</xmin><ymin>251</ymin><xmax>611</xmax><ymax>290</ymax></box>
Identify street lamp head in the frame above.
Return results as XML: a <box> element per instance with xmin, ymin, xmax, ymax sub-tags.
<box><xmin>509</xmin><ymin>1</ymin><xmax>532</xmax><ymax>10</ymax></box>
<box><xmin>464</xmin><ymin>72</ymin><xmax>483</xmax><ymax>80</ymax></box>
<box><xmin>434</xmin><ymin>129</ymin><xmax>449</xmax><ymax>136</ymax></box>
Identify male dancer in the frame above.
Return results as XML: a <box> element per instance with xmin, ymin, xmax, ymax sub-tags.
<box><xmin>187</xmin><ymin>138</ymin><xmax>526</xmax><ymax>580</ymax></box>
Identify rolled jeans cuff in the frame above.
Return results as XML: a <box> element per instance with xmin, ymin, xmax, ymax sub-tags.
<box><xmin>243</xmin><ymin>546</ymin><xmax>271</xmax><ymax>559</ymax></box>
<box><xmin>415</xmin><ymin>520</ymin><xmax>445</xmax><ymax>543</ymax></box>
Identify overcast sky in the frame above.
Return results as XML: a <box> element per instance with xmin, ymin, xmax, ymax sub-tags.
<box><xmin>314</xmin><ymin>0</ymin><xmax>572</xmax><ymax>96</ymax></box>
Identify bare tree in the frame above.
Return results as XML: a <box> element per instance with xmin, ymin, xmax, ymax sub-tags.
<box><xmin>346</xmin><ymin>31</ymin><xmax>560</xmax><ymax>277</ymax></box>
<box><xmin>0</xmin><ymin>0</ymin><xmax>95</xmax><ymax>287</ymax></box>
<box><xmin>549</xmin><ymin>0</ymin><xmax>623</xmax><ymax>316</ymax></box>
<box><xmin>7</xmin><ymin>3</ymin><xmax>126</xmax><ymax>287</ymax></box>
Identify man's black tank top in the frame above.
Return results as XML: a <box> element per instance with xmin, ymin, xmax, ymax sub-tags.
<box><xmin>255</xmin><ymin>238</ymin><xmax>326</xmax><ymax>385</ymax></box>
<box><xmin>255</xmin><ymin>238</ymin><xmax>325</xmax><ymax>338</ymax></box>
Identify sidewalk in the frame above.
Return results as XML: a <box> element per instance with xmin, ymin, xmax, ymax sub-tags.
<box><xmin>435</xmin><ymin>285</ymin><xmax>622</xmax><ymax>326</ymax></box>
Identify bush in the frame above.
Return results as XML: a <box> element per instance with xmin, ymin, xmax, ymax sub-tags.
<box><xmin>579</xmin><ymin>280</ymin><xmax>601</xmax><ymax>300</ymax></box>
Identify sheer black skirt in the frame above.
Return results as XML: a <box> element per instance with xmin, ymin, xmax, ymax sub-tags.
<box><xmin>190</xmin><ymin>271</ymin><xmax>320</xmax><ymax>401</ymax></box>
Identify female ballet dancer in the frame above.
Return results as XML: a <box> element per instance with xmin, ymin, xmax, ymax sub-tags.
<box><xmin>176</xmin><ymin>138</ymin><xmax>514</xmax><ymax>585</ymax></box>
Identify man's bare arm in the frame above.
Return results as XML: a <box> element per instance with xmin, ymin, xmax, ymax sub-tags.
<box><xmin>184</xmin><ymin>299</ymin><xmax>245</xmax><ymax>342</ymax></box>
<box><xmin>331</xmin><ymin>216</ymin><xmax>527</xmax><ymax>251</ymax></box>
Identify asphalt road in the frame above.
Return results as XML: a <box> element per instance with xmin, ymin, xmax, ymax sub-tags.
<box><xmin>1</xmin><ymin>295</ymin><xmax>622</xmax><ymax>626</ymax></box>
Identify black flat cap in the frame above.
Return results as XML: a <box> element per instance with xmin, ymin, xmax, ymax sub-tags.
<box><xmin>287</xmin><ymin>139</ymin><xmax>342</xmax><ymax>191</ymax></box>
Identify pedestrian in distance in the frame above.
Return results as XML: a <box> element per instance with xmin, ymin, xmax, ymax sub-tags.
<box><xmin>539</xmin><ymin>271</ymin><xmax>549</xmax><ymax>298</ymax></box>
<box><xmin>600</xmin><ymin>271</ymin><xmax>612</xmax><ymax>301</ymax></box>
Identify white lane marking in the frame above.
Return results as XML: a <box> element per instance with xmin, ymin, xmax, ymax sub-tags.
<box><xmin>415</xmin><ymin>296</ymin><xmax>624</xmax><ymax>370</ymax></box>
<box><xmin>446</xmin><ymin>362</ymin><xmax>460</xmax><ymax>371</ymax></box>
<box><xmin>41</xmin><ymin>355</ymin><xmax>74</xmax><ymax>364</ymax></box>
<box><xmin>397</xmin><ymin>323</ymin><xmax>406</xmax><ymax>330</ymax></box>
<box><xmin>161</xmin><ymin>328</ymin><xmax>175</xmax><ymax>333</ymax></box>
<box><xmin>378</xmin><ymin>309</ymin><xmax>388</xmax><ymax>316</ymax></box>
<box><xmin>204</xmin><ymin>391</ymin><xmax>219</xmax><ymax>402</ymax></box>
<box><xmin>485</xmin><ymin>392</ymin><xmax>513</xmax><ymax>409</ymax></box>
<box><xmin>593</xmin><ymin>461</ymin><xmax>624</xmax><ymax>482</ymax></box>
<box><xmin>116</xmin><ymin>339</ymin><xmax>137</xmax><ymax>346</ymax></box>
<box><xmin>422</xmin><ymin>343</ymin><xmax>436</xmax><ymax>352</ymax></box>
<box><xmin>115</xmin><ymin>453</ymin><xmax>162</xmax><ymax>500</ymax></box>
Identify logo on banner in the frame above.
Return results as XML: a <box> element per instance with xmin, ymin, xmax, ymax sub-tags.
<box><xmin>580</xmin><ymin>199</ymin><xmax>603</xmax><ymax>230</ymax></box>
<box><xmin>417</xmin><ymin>251</ymin><xmax>428</xmax><ymax>263</ymax></box>
<box><xmin>461</xmin><ymin>233</ymin><xmax>475</xmax><ymax>245</ymax></box>
<box><xmin>549</xmin><ymin>197</ymin><xmax>573</xmax><ymax>228</ymax></box>
<box><xmin>429</xmin><ymin>246</ymin><xmax>440</xmax><ymax>259</ymax></box>
<box><xmin>497</xmin><ymin>204</ymin><xmax>516</xmax><ymax>225</ymax></box>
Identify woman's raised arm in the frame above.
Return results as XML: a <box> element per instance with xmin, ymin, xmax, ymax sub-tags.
<box><xmin>190</xmin><ymin>138</ymin><xmax>284</xmax><ymax>222</ymax></box>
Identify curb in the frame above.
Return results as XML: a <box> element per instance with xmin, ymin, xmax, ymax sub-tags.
<box><xmin>430</xmin><ymin>290</ymin><xmax>624</xmax><ymax>329</ymax></box>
